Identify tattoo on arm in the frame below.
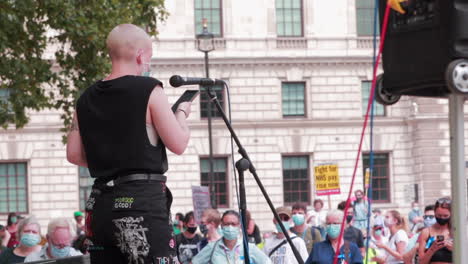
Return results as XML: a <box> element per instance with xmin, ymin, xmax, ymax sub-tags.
<box><xmin>70</xmin><ymin>119</ymin><xmax>79</xmax><ymax>132</ymax></box>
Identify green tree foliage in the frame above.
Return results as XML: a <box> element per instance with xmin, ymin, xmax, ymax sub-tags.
<box><xmin>0</xmin><ymin>0</ymin><xmax>168</xmax><ymax>132</ymax></box>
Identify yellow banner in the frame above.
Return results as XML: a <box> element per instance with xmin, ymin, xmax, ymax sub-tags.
<box><xmin>314</xmin><ymin>164</ymin><xmax>341</xmax><ymax>196</ymax></box>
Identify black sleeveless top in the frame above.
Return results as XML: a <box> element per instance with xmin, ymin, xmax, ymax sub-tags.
<box><xmin>76</xmin><ymin>75</ymin><xmax>167</xmax><ymax>181</ymax></box>
<box><xmin>425</xmin><ymin>234</ymin><xmax>452</xmax><ymax>263</ymax></box>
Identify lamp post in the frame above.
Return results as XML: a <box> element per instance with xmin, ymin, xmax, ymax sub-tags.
<box><xmin>197</xmin><ymin>19</ymin><xmax>216</xmax><ymax>208</ymax></box>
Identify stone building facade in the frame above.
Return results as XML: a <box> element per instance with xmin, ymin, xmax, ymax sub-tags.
<box><xmin>0</xmin><ymin>0</ymin><xmax>464</xmax><ymax>231</ymax></box>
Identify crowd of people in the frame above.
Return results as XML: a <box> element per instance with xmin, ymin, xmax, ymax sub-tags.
<box><xmin>0</xmin><ymin>192</ymin><xmax>453</xmax><ymax>264</ymax></box>
<box><xmin>0</xmin><ymin>212</ymin><xmax>85</xmax><ymax>263</ymax></box>
<box><xmin>168</xmin><ymin>191</ymin><xmax>454</xmax><ymax>264</ymax></box>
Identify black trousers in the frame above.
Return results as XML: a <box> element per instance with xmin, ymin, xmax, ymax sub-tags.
<box><xmin>86</xmin><ymin>180</ymin><xmax>177</xmax><ymax>264</ymax></box>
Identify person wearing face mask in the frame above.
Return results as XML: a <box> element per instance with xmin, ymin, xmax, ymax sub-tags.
<box><xmin>343</xmin><ymin>209</ymin><xmax>365</xmax><ymax>257</ymax></box>
<box><xmin>352</xmin><ymin>190</ymin><xmax>369</xmax><ymax>230</ymax></box>
<box><xmin>305</xmin><ymin>209</ymin><xmax>363</xmax><ymax>264</ymax></box>
<box><xmin>375</xmin><ymin>210</ymin><xmax>409</xmax><ymax>264</ymax></box>
<box><xmin>290</xmin><ymin>202</ymin><xmax>322</xmax><ymax>253</ymax></box>
<box><xmin>263</xmin><ymin>207</ymin><xmax>308</xmax><ymax>264</ymax></box>
<box><xmin>192</xmin><ymin>210</ymin><xmax>271</xmax><ymax>264</ymax></box>
<box><xmin>364</xmin><ymin>225</ymin><xmax>388</xmax><ymax>264</ymax></box>
<box><xmin>173</xmin><ymin>212</ymin><xmax>185</xmax><ymax>236</ymax></box>
<box><xmin>66</xmin><ymin>24</ymin><xmax>193</xmax><ymax>263</ymax></box>
<box><xmin>198</xmin><ymin>209</ymin><xmax>221</xmax><ymax>250</ymax></box>
<box><xmin>0</xmin><ymin>216</ymin><xmax>42</xmax><ymax>263</ymax></box>
<box><xmin>175</xmin><ymin>211</ymin><xmax>202</xmax><ymax>264</ymax></box>
<box><xmin>409</xmin><ymin>201</ymin><xmax>424</xmax><ymax>233</ymax></box>
<box><xmin>418</xmin><ymin>197</ymin><xmax>453</xmax><ymax>264</ymax></box>
<box><xmin>24</xmin><ymin>218</ymin><xmax>82</xmax><ymax>262</ymax></box>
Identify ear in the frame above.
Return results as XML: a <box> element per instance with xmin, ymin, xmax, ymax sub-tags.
<box><xmin>136</xmin><ymin>49</ymin><xmax>144</xmax><ymax>64</ymax></box>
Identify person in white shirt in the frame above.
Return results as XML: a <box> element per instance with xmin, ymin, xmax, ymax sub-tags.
<box><xmin>263</xmin><ymin>206</ymin><xmax>308</xmax><ymax>264</ymax></box>
<box><xmin>375</xmin><ymin>210</ymin><xmax>409</xmax><ymax>264</ymax></box>
<box><xmin>25</xmin><ymin>218</ymin><xmax>82</xmax><ymax>262</ymax></box>
<box><xmin>307</xmin><ymin>199</ymin><xmax>327</xmax><ymax>237</ymax></box>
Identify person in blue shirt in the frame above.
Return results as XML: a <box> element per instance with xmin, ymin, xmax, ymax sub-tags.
<box><xmin>305</xmin><ymin>209</ymin><xmax>363</xmax><ymax>264</ymax></box>
<box><xmin>192</xmin><ymin>210</ymin><xmax>271</xmax><ymax>264</ymax></box>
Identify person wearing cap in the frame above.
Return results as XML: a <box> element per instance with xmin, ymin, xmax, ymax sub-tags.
<box><xmin>364</xmin><ymin>224</ymin><xmax>388</xmax><ymax>264</ymax></box>
<box><xmin>263</xmin><ymin>206</ymin><xmax>308</xmax><ymax>264</ymax></box>
<box><xmin>73</xmin><ymin>212</ymin><xmax>84</xmax><ymax>236</ymax></box>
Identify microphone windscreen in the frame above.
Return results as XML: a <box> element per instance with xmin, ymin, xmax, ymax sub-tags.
<box><xmin>169</xmin><ymin>75</ymin><xmax>184</xmax><ymax>87</ymax></box>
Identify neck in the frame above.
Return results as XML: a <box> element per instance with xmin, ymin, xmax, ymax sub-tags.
<box><xmin>106</xmin><ymin>62</ymin><xmax>139</xmax><ymax>80</ymax></box>
<box><xmin>390</xmin><ymin>226</ymin><xmax>398</xmax><ymax>234</ymax></box>
<box><xmin>183</xmin><ymin>231</ymin><xmax>196</xmax><ymax>238</ymax></box>
<box><xmin>207</xmin><ymin>230</ymin><xmax>221</xmax><ymax>241</ymax></box>
<box><xmin>276</xmin><ymin>232</ymin><xmax>286</xmax><ymax>239</ymax></box>
<box><xmin>329</xmin><ymin>237</ymin><xmax>342</xmax><ymax>250</ymax></box>
<box><xmin>293</xmin><ymin>224</ymin><xmax>306</xmax><ymax>233</ymax></box>
<box><xmin>15</xmin><ymin>245</ymin><xmax>39</xmax><ymax>256</ymax></box>
<box><xmin>224</xmin><ymin>238</ymin><xmax>237</xmax><ymax>250</ymax></box>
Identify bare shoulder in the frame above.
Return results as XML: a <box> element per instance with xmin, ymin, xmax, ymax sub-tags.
<box><xmin>148</xmin><ymin>85</ymin><xmax>165</xmax><ymax>105</ymax></box>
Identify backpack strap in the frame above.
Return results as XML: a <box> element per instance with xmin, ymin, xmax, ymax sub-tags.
<box><xmin>208</xmin><ymin>240</ymin><xmax>220</xmax><ymax>264</ymax></box>
<box><xmin>268</xmin><ymin>236</ymin><xmax>298</xmax><ymax>257</ymax></box>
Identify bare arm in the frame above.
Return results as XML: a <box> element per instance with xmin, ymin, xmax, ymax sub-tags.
<box><xmin>148</xmin><ymin>86</ymin><xmax>191</xmax><ymax>155</ymax></box>
<box><xmin>66</xmin><ymin>112</ymin><xmax>88</xmax><ymax>167</ymax></box>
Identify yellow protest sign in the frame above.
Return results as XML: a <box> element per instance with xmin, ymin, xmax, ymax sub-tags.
<box><xmin>314</xmin><ymin>164</ymin><xmax>341</xmax><ymax>196</ymax></box>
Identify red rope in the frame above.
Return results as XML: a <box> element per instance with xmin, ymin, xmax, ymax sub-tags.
<box><xmin>332</xmin><ymin>3</ymin><xmax>392</xmax><ymax>264</ymax></box>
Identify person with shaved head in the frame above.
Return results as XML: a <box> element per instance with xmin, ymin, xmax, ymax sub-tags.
<box><xmin>66</xmin><ymin>24</ymin><xmax>192</xmax><ymax>264</ymax></box>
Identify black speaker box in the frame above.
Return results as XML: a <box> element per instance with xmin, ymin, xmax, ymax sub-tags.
<box><xmin>378</xmin><ymin>0</ymin><xmax>468</xmax><ymax>100</ymax></box>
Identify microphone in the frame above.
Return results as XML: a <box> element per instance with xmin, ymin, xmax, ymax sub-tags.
<box><xmin>169</xmin><ymin>75</ymin><xmax>224</xmax><ymax>87</ymax></box>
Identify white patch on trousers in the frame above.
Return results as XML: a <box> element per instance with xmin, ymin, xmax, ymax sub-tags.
<box><xmin>113</xmin><ymin>216</ymin><xmax>150</xmax><ymax>264</ymax></box>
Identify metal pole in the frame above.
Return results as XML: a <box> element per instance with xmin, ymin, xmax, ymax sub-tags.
<box><xmin>448</xmin><ymin>94</ymin><xmax>468</xmax><ymax>264</ymax></box>
<box><xmin>204</xmin><ymin>51</ymin><xmax>216</xmax><ymax>209</ymax></box>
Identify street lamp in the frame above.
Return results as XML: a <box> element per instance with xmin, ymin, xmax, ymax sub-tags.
<box><xmin>197</xmin><ymin>19</ymin><xmax>216</xmax><ymax>208</ymax></box>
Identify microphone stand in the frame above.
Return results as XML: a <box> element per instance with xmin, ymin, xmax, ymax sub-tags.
<box><xmin>203</xmin><ymin>82</ymin><xmax>304</xmax><ymax>264</ymax></box>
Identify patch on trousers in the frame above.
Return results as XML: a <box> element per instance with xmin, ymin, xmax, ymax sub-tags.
<box><xmin>113</xmin><ymin>216</ymin><xmax>150</xmax><ymax>264</ymax></box>
<box><xmin>169</xmin><ymin>238</ymin><xmax>175</xmax><ymax>249</ymax></box>
<box><xmin>114</xmin><ymin>196</ymin><xmax>135</xmax><ymax>209</ymax></box>
<box><xmin>85</xmin><ymin>196</ymin><xmax>95</xmax><ymax>211</ymax></box>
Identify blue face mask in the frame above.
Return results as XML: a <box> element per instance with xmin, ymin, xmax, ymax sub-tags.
<box><xmin>374</xmin><ymin>230</ymin><xmax>382</xmax><ymax>237</ymax></box>
<box><xmin>10</xmin><ymin>217</ymin><xmax>17</xmax><ymax>224</ymax></box>
<box><xmin>326</xmin><ymin>224</ymin><xmax>341</xmax><ymax>239</ymax></box>
<box><xmin>424</xmin><ymin>217</ymin><xmax>437</xmax><ymax>227</ymax></box>
<box><xmin>292</xmin><ymin>214</ymin><xmax>305</xmax><ymax>226</ymax></box>
<box><xmin>222</xmin><ymin>226</ymin><xmax>239</xmax><ymax>240</ymax></box>
<box><xmin>275</xmin><ymin>221</ymin><xmax>291</xmax><ymax>233</ymax></box>
<box><xmin>50</xmin><ymin>244</ymin><xmax>71</xmax><ymax>258</ymax></box>
<box><xmin>20</xmin><ymin>233</ymin><xmax>40</xmax><ymax>247</ymax></box>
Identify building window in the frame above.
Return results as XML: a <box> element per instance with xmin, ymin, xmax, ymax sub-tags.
<box><xmin>283</xmin><ymin>156</ymin><xmax>310</xmax><ymax>205</ymax></box>
<box><xmin>0</xmin><ymin>88</ymin><xmax>13</xmax><ymax>113</ymax></box>
<box><xmin>200</xmin><ymin>84</ymin><xmax>224</xmax><ymax>118</ymax></box>
<box><xmin>79</xmin><ymin>167</ymin><xmax>95</xmax><ymax>211</ymax></box>
<box><xmin>200</xmin><ymin>157</ymin><xmax>228</xmax><ymax>208</ymax></box>
<box><xmin>356</xmin><ymin>0</ymin><xmax>379</xmax><ymax>36</ymax></box>
<box><xmin>363</xmin><ymin>153</ymin><xmax>390</xmax><ymax>203</ymax></box>
<box><xmin>362</xmin><ymin>81</ymin><xmax>385</xmax><ymax>116</ymax></box>
<box><xmin>0</xmin><ymin>163</ymin><xmax>28</xmax><ymax>214</ymax></box>
<box><xmin>282</xmin><ymin>82</ymin><xmax>305</xmax><ymax>117</ymax></box>
<box><xmin>276</xmin><ymin>0</ymin><xmax>303</xmax><ymax>37</ymax></box>
<box><xmin>194</xmin><ymin>0</ymin><xmax>222</xmax><ymax>37</ymax></box>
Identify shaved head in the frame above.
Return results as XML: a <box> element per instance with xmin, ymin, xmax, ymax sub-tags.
<box><xmin>106</xmin><ymin>24</ymin><xmax>152</xmax><ymax>62</ymax></box>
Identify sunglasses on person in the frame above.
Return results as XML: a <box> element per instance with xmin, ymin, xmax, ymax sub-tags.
<box><xmin>373</xmin><ymin>226</ymin><xmax>383</xmax><ymax>231</ymax></box>
<box><xmin>423</xmin><ymin>215</ymin><xmax>435</xmax><ymax>220</ymax></box>
<box><xmin>435</xmin><ymin>197</ymin><xmax>452</xmax><ymax>209</ymax></box>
